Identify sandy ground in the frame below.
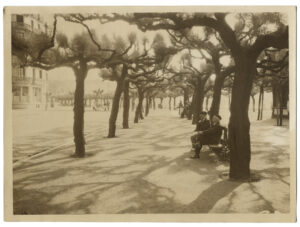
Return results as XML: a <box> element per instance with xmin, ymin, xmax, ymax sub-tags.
<box><xmin>12</xmin><ymin>108</ymin><xmax>290</xmax><ymax>214</ymax></box>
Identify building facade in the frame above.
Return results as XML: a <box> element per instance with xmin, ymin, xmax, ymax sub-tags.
<box><xmin>11</xmin><ymin>14</ymin><xmax>51</xmax><ymax>109</ymax></box>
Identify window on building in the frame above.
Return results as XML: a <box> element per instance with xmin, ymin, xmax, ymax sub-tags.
<box><xmin>32</xmin><ymin>68</ymin><xmax>35</xmax><ymax>83</ymax></box>
<box><xmin>18</xmin><ymin>67</ymin><xmax>25</xmax><ymax>78</ymax></box>
<box><xmin>13</xmin><ymin>87</ymin><xmax>20</xmax><ymax>96</ymax></box>
<box><xmin>12</xmin><ymin>87</ymin><xmax>21</xmax><ymax>102</ymax></box>
<box><xmin>18</xmin><ymin>68</ymin><xmax>22</xmax><ymax>78</ymax></box>
<box><xmin>22</xmin><ymin>87</ymin><xmax>28</xmax><ymax>96</ymax></box>
<box><xmin>39</xmin><ymin>70</ymin><xmax>42</xmax><ymax>79</ymax></box>
<box><xmin>16</xmin><ymin>15</ymin><xmax>24</xmax><ymax>23</ymax></box>
<box><xmin>16</xmin><ymin>31</ymin><xmax>24</xmax><ymax>39</ymax></box>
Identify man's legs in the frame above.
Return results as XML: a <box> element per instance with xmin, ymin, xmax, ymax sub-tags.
<box><xmin>190</xmin><ymin>134</ymin><xmax>198</xmax><ymax>149</ymax></box>
<box><xmin>191</xmin><ymin>143</ymin><xmax>202</xmax><ymax>159</ymax></box>
<box><xmin>191</xmin><ymin>134</ymin><xmax>202</xmax><ymax>158</ymax></box>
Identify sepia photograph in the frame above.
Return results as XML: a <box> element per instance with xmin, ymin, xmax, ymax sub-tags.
<box><xmin>3</xmin><ymin>5</ymin><xmax>296</xmax><ymax>222</ymax></box>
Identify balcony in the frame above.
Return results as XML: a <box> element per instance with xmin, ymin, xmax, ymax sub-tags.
<box><xmin>12</xmin><ymin>22</ymin><xmax>53</xmax><ymax>37</ymax></box>
<box><xmin>12</xmin><ymin>76</ymin><xmax>32</xmax><ymax>83</ymax></box>
<box><xmin>12</xmin><ymin>76</ymin><xmax>44</xmax><ymax>85</ymax></box>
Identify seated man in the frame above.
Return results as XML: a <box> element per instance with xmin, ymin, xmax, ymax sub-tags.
<box><xmin>191</xmin><ymin>114</ymin><xmax>223</xmax><ymax>159</ymax></box>
<box><xmin>190</xmin><ymin>111</ymin><xmax>210</xmax><ymax>149</ymax></box>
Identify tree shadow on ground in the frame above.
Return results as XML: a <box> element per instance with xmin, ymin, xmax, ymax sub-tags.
<box><xmin>13</xmin><ymin>147</ymin><xmax>236</xmax><ymax>214</ymax></box>
<box><xmin>13</xmin><ymin>114</ymin><xmax>289</xmax><ymax>214</ymax></box>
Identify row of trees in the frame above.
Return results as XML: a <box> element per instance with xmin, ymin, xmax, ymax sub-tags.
<box><xmin>12</xmin><ymin>12</ymin><xmax>289</xmax><ymax>180</ymax></box>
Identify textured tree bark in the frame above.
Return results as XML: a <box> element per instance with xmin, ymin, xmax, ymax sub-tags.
<box><xmin>257</xmin><ymin>85</ymin><xmax>264</xmax><ymax>120</ymax></box>
<box><xmin>152</xmin><ymin>97</ymin><xmax>156</xmax><ymax>110</ymax></box>
<box><xmin>119</xmin><ymin>97</ymin><xmax>123</xmax><ymax>108</ymax></box>
<box><xmin>173</xmin><ymin>97</ymin><xmax>176</xmax><ymax>110</ymax></box>
<box><xmin>149</xmin><ymin>97</ymin><xmax>152</xmax><ymax>109</ymax></box>
<box><xmin>228</xmin><ymin>56</ymin><xmax>255</xmax><ymax>180</ymax></box>
<box><xmin>192</xmin><ymin>78</ymin><xmax>205</xmax><ymax>124</ymax></box>
<box><xmin>159</xmin><ymin>97</ymin><xmax>164</xmax><ymax>109</ymax></box>
<box><xmin>272</xmin><ymin>80</ymin><xmax>288</xmax><ymax>124</ymax></box>
<box><xmin>188</xmin><ymin>92</ymin><xmax>195</xmax><ymax>120</ymax></box>
<box><xmin>210</xmin><ymin>74</ymin><xmax>226</xmax><ymax>117</ymax></box>
<box><xmin>122</xmin><ymin>79</ymin><xmax>130</xmax><ymax>129</ymax></box>
<box><xmin>168</xmin><ymin>96</ymin><xmax>172</xmax><ymax>110</ymax></box>
<box><xmin>131</xmin><ymin>96</ymin><xmax>135</xmax><ymax>111</ymax></box>
<box><xmin>271</xmin><ymin>86</ymin><xmax>277</xmax><ymax>118</ymax></box>
<box><xmin>278</xmin><ymin>84</ymin><xmax>287</xmax><ymax>126</ymax></box>
<box><xmin>140</xmin><ymin>101</ymin><xmax>144</xmax><ymax>119</ymax></box>
<box><xmin>134</xmin><ymin>89</ymin><xmax>144</xmax><ymax>123</ymax></box>
<box><xmin>73</xmin><ymin>60</ymin><xmax>88</xmax><ymax>157</ymax></box>
<box><xmin>108</xmin><ymin>66</ymin><xmax>126</xmax><ymax>138</ymax></box>
<box><xmin>145</xmin><ymin>96</ymin><xmax>150</xmax><ymax>116</ymax></box>
<box><xmin>261</xmin><ymin>88</ymin><xmax>264</xmax><ymax>120</ymax></box>
<box><xmin>257</xmin><ymin>88</ymin><xmax>262</xmax><ymax>120</ymax></box>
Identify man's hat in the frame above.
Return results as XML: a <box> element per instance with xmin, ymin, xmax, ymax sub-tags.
<box><xmin>200</xmin><ymin>111</ymin><xmax>207</xmax><ymax>115</ymax></box>
<box><xmin>214</xmin><ymin>114</ymin><xmax>222</xmax><ymax>120</ymax></box>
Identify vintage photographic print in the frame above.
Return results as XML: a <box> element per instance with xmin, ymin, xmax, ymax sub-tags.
<box><xmin>3</xmin><ymin>6</ymin><xmax>296</xmax><ymax>222</ymax></box>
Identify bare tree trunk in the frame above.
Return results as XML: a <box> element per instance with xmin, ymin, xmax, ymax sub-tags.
<box><xmin>159</xmin><ymin>97</ymin><xmax>163</xmax><ymax>109</ymax></box>
<box><xmin>134</xmin><ymin>89</ymin><xmax>144</xmax><ymax>123</ymax></box>
<box><xmin>228</xmin><ymin>56</ymin><xmax>255</xmax><ymax>180</ymax></box>
<box><xmin>261</xmin><ymin>87</ymin><xmax>264</xmax><ymax>120</ymax></box>
<box><xmin>145</xmin><ymin>96</ymin><xmax>150</xmax><ymax>116</ymax></box>
<box><xmin>119</xmin><ymin>97</ymin><xmax>123</xmax><ymax>108</ymax></box>
<box><xmin>192</xmin><ymin>78</ymin><xmax>205</xmax><ymax>124</ymax></box>
<box><xmin>210</xmin><ymin>74</ymin><xmax>226</xmax><ymax>116</ymax></box>
<box><xmin>228</xmin><ymin>88</ymin><xmax>231</xmax><ymax>111</ymax></box>
<box><xmin>153</xmin><ymin>97</ymin><xmax>156</xmax><ymax>110</ymax></box>
<box><xmin>73</xmin><ymin>61</ymin><xmax>88</xmax><ymax>157</ymax></box>
<box><xmin>140</xmin><ymin>101</ymin><xmax>144</xmax><ymax>119</ymax></box>
<box><xmin>173</xmin><ymin>97</ymin><xmax>176</xmax><ymax>110</ymax></box>
<box><xmin>257</xmin><ymin>85</ymin><xmax>264</xmax><ymax>120</ymax></box>
<box><xmin>274</xmin><ymin>81</ymin><xmax>288</xmax><ymax>125</ymax></box>
<box><xmin>257</xmin><ymin>89</ymin><xmax>262</xmax><ymax>120</ymax></box>
<box><xmin>122</xmin><ymin>80</ymin><xmax>130</xmax><ymax>129</ymax></box>
<box><xmin>187</xmin><ymin>92</ymin><xmax>194</xmax><ymax>120</ymax></box>
<box><xmin>149</xmin><ymin>97</ymin><xmax>152</xmax><ymax>109</ymax></box>
<box><xmin>131</xmin><ymin>96</ymin><xmax>135</xmax><ymax>111</ymax></box>
<box><xmin>108</xmin><ymin>66</ymin><xmax>126</xmax><ymax>138</ymax></box>
<box><xmin>168</xmin><ymin>96</ymin><xmax>172</xmax><ymax>110</ymax></box>
<box><xmin>271</xmin><ymin>86</ymin><xmax>277</xmax><ymax>119</ymax></box>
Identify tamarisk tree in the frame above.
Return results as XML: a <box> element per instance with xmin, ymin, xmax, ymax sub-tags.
<box><xmin>98</xmin><ymin>12</ymin><xmax>288</xmax><ymax>179</ymax></box>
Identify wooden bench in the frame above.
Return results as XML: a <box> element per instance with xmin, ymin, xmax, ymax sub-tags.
<box><xmin>208</xmin><ymin>126</ymin><xmax>230</xmax><ymax>162</ymax></box>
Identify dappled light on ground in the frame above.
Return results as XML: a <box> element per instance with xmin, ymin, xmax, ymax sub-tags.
<box><xmin>13</xmin><ymin>110</ymin><xmax>289</xmax><ymax>214</ymax></box>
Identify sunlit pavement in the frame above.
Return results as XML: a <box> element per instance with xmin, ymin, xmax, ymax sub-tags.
<box><xmin>12</xmin><ymin>108</ymin><xmax>290</xmax><ymax>214</ymax></box>
<box><xmin>13</xmin><ymin>107</ymin><xmax>111</xmax><ymax>162</ymax></box>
